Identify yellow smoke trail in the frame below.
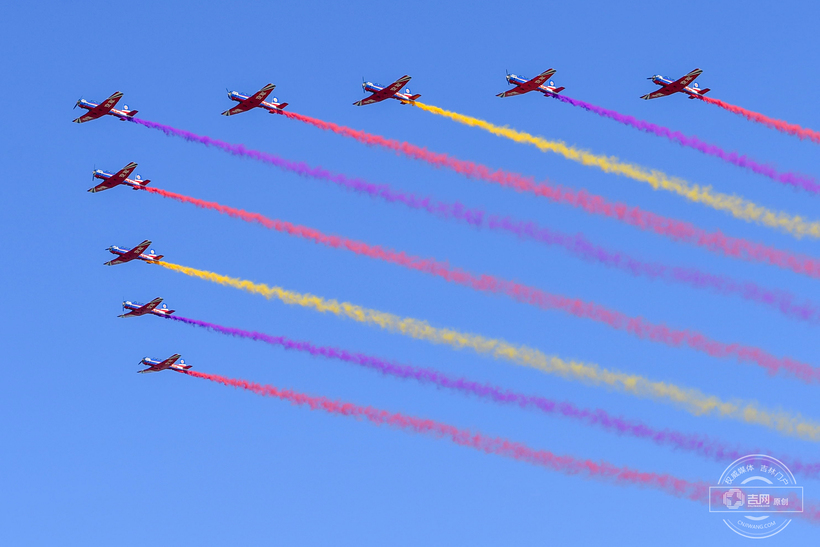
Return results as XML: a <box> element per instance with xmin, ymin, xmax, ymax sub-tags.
<box><xmin>155</xmin><ymin>260</ymin><xmax>820</xmax><ymax>440</ymax></box>
<box><xmin>410</xmin><ymin>102</ymin><xmax>820</xmax><ymax>240</ymax></box>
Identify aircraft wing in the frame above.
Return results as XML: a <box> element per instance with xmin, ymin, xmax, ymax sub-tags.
<box><xmin>222</xmin><ymin>84</ymin><xmax>275</xmax><ymax>115</ymax></box>
<box><xmin>640</xmin><ymin>88</ymin><xmax>675</xmax><ymax>100</ymax></box>
<box><xmin>88</xmin><ymin>162</ymin><xmax>138</xmax><ymax>193</ymax></box>
<box><xmin>497</xmin><ymin>69</ymin><xmax>556</xmax><ymax>98</ymax></box>
<box><xmin>354</xmin><ymin>75</ymin><xmax>411</xmax><ymax>106</ymax></box>
<box><xmin>672</xmin><ymin>68</ymin><xmax>702</xmax><ymax>89</ymax></box>
<box><xmin>73</xmin><ymin>91</ymin><xmax>123</xmax><ymax>123</ymax></box>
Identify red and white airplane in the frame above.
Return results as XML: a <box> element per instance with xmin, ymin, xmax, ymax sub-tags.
<box><xmin>496</xmin><ymin>69</ymin><xmax>565</xmax><ymax>98</ymax></box>
<box><xmin>222</xmin><ymin>83</ymin><xmax>288</xmax><ymax>116</ymax></box>
<box><xmin>641</xmin><ymin>69</ymin><xmax>711</xmax><ymax>100</ymax></box>
<box><xmin>119</xmin><ymin>297</ymin><xmax>175</xmax><ymax>318</ymax></box>
<box><xmin>354</xmin><ymin>75</ymin><xmax>421</xmax><ymax>106</ymax></box>
<box><xmin>88</xmin><ymin>162</ymin><xmax>150</xmax><ymax>193</ymax></box>
<box><xmin>73</xmin><ymin>91</ymin><xmax>138</xmax><ymax>123</ymax></box>
<box><xmin>105</xmin><ymin>240</ymin><xmax>163</xmax><ymax>266</ymax></box>
<box><xmin>138</xmin><ymin>353</ymin><xmax>191</xmax><ymax>374</ymax></box>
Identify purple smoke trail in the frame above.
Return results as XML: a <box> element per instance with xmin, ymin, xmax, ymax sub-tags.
<box><xmin>132</xmin><ymin>118</ymin><xmax>818</xmax><ymax>323</ymax></box>
<box><xmin>551</xmin><ymin>94</ymin><xmax>820</xmax><ymax>194</ymax></box>
<box><xmin>166</xmin><ymin>314</ymin><xmax>820</xmax><ymax>477</ymax></box>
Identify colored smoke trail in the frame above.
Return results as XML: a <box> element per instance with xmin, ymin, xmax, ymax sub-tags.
<box><xmin>700</xmin><ymin>96</ymin><xmax>820</xmax><ymax>144</ymax></box>
<box><xmin>152</xmin><ymin>261</ymin><xmax>820</xmax><ymax>441</ymax></box>
<box><xmin>550</xmin><ymin>94</ymin><xmax>819</xmax><ymax>193</ymax></box>
<box><xmin>409</xmin><ymin>102</ymin><xmax>820</xmax><ymax>239</ymax></box>
<box><xmin>168</xmin><ymin>314</ymin><xmax>820</xmax><ymax>476</ymax></box>
<box><xmin>143</xmin><ymin>186</ymin><xmax>820</xmax><ymax>323</ymax></box>
<box><xmin>183</xmin><ymin>368</ymin><xmax>709</xmax><ymax>500</ymax></box>
<box><xmin>140</xmin><ymin>186</ymin><xmax>819</xmax><ymax>382</ymax></box>
<box><xmin>132</xmin><ymin>116</ymin><xmax>820</xmax><ymax>279</ymax></box>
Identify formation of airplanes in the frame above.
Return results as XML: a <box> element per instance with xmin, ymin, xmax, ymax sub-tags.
<box><xmin>81</xmin><ymin>67</ymin><xmax>709</xmax><ymax>373</ymax></box>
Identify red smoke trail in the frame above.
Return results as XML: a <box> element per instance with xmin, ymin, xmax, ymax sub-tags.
<box><xmin>182</xmin><ymin>369</ymin><xmax>709</xmax><ymax>500</ymax></box>
<box><xmin>273</xmin><ymin>112</ymin><xmax>820</xmax><ymax>279</ymax></box>
<box><xmin>143</xmin><ymin>185</ymin><xmax>820</xmax><ymax>383</ymax></box>
<box><xmin>700</xmin><ymin>96</ymin><xmax>820</xmax><ymax>144</ymax></box>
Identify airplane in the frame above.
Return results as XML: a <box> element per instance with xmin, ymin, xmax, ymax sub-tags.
<box><xmin>354</xmin><ymin>75</ymin><xmax>421</xmax><ymax>106</ymax></box>
<box><xmin>496</xmin><ymin>69</ymin><xmax>565</xmax><ymax>98</ymax></box>
<box><xmin>104</xmin><ymin>240</ymin><xmax>163</xmax><ymax>266</ymax></box>
<box><xmin>88</xmin><ymin>162</ymin><xmax>151</xmax><ymax>193</ymax></box>
<box><xmin>119</xmin><ymin>297</ymin><xmax>175</xmax><ymax>318</ymax></box>
<box><xmin>640</xmin><ymin>68</ymin><xmax>711</xmax><ymax>100</ymax></box>
<box><xmin>137</xmin><ymin>353</ymin><xmax>191</xmax><ymax>374</ymax></box>
<box><xmin>72</xmin><ymin>91</ymin><xmax>138</xmax><ymax>123</ymax></box>
<box><xmin>221</xmin><ymin>83</ymin><xmax>289</xmax><ymax>116</ymax></box>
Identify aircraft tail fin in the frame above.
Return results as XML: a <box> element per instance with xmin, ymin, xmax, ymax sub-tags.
<box><xmin>698</xmin><ymin>88</ymin><xmax>710</xmax><ymax>95</ymax></box>
<box><xmin>149</xmin><ymin>255</ymin><xmax>164</xmax><ymax>261</ymax></box>
<box><xmin>277</xmin><ymin>102</ymin><xmax>288</xmax><ymax>110</ymax></box>
<box><xmin>137</xmin><ymin>179</ymin><xmax>151</xmax><ymax>189</ymax></box>
<box><xmin>551</xmin><ymin>87</ymin><xmax>565</xmax><ymax>94</ymax></box>
<box><xmin>408</xmin><ymin>94</ymin><xmax>421</xmax><ymax>101</ymax></box>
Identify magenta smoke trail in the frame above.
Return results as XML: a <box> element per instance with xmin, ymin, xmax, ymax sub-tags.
<box><xmin>132</xmin><ymin>121</ymin><xmax>818</xmax><ymax>322</ymax></box>
<box><xmin>167</xmin><ymin>314</ymin><xmax>820</xmax><ymax>477</ymax></box>
<box><xmin>551</xmin><ymin>94</ymin><xmax>819</xmax><ymax>193</ymax></box>
<box><xmin>131</xmin><ymin>116</ymin><xmax>820</xmax><ymax>281</ymax></box>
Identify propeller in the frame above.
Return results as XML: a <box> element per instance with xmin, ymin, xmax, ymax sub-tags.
<box><xmin>362</xmin><ymin>77</ymin><xmax>367</xmax><ymax>93</ymax></box>
<box><xmin>74</xmin><ymin>97</ymin><xmax>82</xmax><ymax>109</ymax></box>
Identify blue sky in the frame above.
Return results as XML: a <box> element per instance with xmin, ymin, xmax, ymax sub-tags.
<box><xmin>2</xmin><ymin>0</ymin><xmax>818</xmax><ymax>544</ymax></box>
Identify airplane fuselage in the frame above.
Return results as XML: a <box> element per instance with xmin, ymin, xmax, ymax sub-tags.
<box><xmin>506</xmin><ymin>74</ymin><xmax>563</xmax><ymax>96</ymax></box>
<box><xmin>76</xmin><ymin>99</ymin><xmax>136</xmax><ymax>120</ymax></box>
<box><xmin>92</xmin><ymin>169</ymin><xmax>148</xmax><ymax>191</ymax></box>
<box><xmin>227</xmin><ymin>91</ymin><xmax>285</xmax><ymax>112</ymax></box>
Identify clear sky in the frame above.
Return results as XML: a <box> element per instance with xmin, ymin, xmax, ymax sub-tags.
<box><xmin>2</xmin><ymin>0</ymin><xmax>818</xmax><ymax>544</ymax></box>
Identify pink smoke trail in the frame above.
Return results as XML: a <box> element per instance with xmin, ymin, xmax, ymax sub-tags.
<box><xmin>550</xmin><ymin>94</ymin><xmax>819</xmax><ymax>193</ymax></box>
<box><xmin>700</xmin><ymin>96</ymin><xmax>820</xmax><ymax>144</ymax></box>
<box><xmin>168</xmin><ymin>314</ymin><xmax>820</xmax><ymax>477</ymax></box>
<box><xmin>143</xmin><ymin>185</ymin><xmax>820</xmax><ymax>323</ymax></box>
<box><xmin>141</xmin><ymin>185</ymin><xmax>820</xmax><ymax>383</ymax></box>
<box><xmin>183</xmin><ymin>368</ymin><xmax>710</xmax><ymax>500</ymax></box>
<box><xmin>130</xmin><ymin>116</ymin><xmax>820</xmax><ymax>281</ymax></box>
